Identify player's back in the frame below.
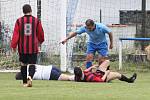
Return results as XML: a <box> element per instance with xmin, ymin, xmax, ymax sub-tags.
<box><xmin>31</xmin><ymin>64</ymin><xmax>52</xmax><ymax>80</ymax></box>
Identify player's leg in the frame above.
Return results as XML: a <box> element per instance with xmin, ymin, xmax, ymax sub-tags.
<box><xmin>105</xmin><ymin>72</ymin><xmax>121</xmax><ymax>82</ymax></box>
<box><xmin>19</xmin><ymin>54</ymin><xmax>28</xmax><ymax>87</ymax></box>
<box><xmin>86</xmin><ymin>42</ymin><xmax>96</xmax><ymax>69</ymax></box>
<box><xmin>106</xmin><ymin>71</ymin><xmax>137</xmax><ymax>83</ymax></box>
<box><xmin>98</xmin><ymin>59</ymin><xmax>110</xmax><ymax>72</ymax></box>
<box><xmin>119</xmin><ymin>73</ymin><xmax>137</xmax><ymax>83</ymax></box>
<box><xmin>97</xmin><ymin>42</ymin><xmax>109</xmax><ymax>71</ymax></box>
<box><xmin>86</xmin><ymin>54</ymin><xmax>94</xmax><ymax>69</ymax></box>
<box><xmin>50</xmin><ymin>66</ymin><xmax>74</xmax><ymax>81</ymax></box>
<box><xmin>50</xmin><ymin>66</ymin><xmax>62</xmax><ymax>80</ymax></box>
<box><xmin>28</xmin><ymin>64</ymin><xmax>36</xmax><ymax>79</ymax></box>
<box><xmin>21</xmin><ymin>63</ymin><xmax>28</xmax><ymax>87</ymax></box>
<box><xmin>27</xmin><ymin>53</ymin><xmax>37</xmax><ymax>87</ymax></box>
<box><xmin>26</xmin><ymin>64</ymin><xmax>36</xmax><ymax>87</ymax></box>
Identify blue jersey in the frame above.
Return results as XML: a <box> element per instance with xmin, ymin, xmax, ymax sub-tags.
<box><xmin>75</xmin><ymin>23</ymin><xmax>111</xmax><ymax>44</ymax></box>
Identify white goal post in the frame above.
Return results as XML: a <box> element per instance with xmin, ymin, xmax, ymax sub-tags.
<box><xmin>119</xmin><ymin>37</ymin><xmax>150</xmax><ymax>70</ymax></box>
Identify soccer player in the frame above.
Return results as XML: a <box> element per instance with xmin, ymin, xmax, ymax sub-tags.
<box><xmin>15</xmin><ymin>64</ymin><xmax>74</xmax><ymax>81</ymax></box>
<box><xmin>11</xmin><ymin>4</ymin><xmax>44</xmax><ymax>87</ymax></box>
<box><xmin>74</xmin><ymin>61</ymin><xmax>137</xmax><ymax>83</ymax></box>
<box><xmin>60</xmin><ymin>19</ymin><xmax>113</xmax><ymax>69</ymax></box>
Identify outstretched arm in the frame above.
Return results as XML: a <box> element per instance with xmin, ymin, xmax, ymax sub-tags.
<box><xmin>60</xmin><ymin>32</ymin><xmax>77</xmax><ymax>44</ymax></box>
<box><xmin>60</xmin><ymin>26</ymin><xmax>86</xmax><ymax>44</ymax></box>
<box><xmin>84</xmin><ymin>65</ymin><xmax>98</xmax><ymax>72</ymax></box>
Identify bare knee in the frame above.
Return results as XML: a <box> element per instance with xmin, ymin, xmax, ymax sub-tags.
<box><xmin>98</xmin><ymin>60</ymin><xmax>110</xmax><ymax>71</ymax></box>
<box><xmin>98</xmin><ymin>57</ymin><xmax>109</xmax><ymax>65</ymax></box>
<box><xmin>86</xmin><ymin>54</ymin><xmax>94</xmax><ymax>61</ymax></box>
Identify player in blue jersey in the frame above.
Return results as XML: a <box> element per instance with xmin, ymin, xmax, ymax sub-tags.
<box><xmin>60</xmin><ymin>19</ymin><xmax>113</xmax><ymax>69</ymax></box>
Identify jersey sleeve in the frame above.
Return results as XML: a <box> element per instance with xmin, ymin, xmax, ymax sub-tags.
<box><xmin>102</xmin><ymin>24</ymin><xmax>111</xmax><ymax>34</ymax></box>
<box><xmin>11</xmin><ymin>20</ymin><xmax>20</xmax><ymax>49</ymax></box>
<box><xmin>75</xmin><ymin>26</ymin><xmax>86</xmax><ymax>35</ymax></box>
<box><xmin>95</xmin><ymin>78</ymin><xmax>104</xmax><ymax>82</ymax></box>
<box><xmin>37</xmin><ymin>20</ymin><xmax>44</xmax><ymax>44</ymax></box>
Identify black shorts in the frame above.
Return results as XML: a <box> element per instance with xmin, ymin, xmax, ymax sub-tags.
<box><xmin>50</xmin><ymin>66</ymin><xmax>61</xmax><ymax>80</ymax></box>
<box><xmin>19</xmin><ymin>53</ymin><xmax>37</xmax><ymax>64</ymax></box>
<box><xmin>96</xmin><ymin>70</ymin><xmax>105</xmax><ymax>75</ymax></box>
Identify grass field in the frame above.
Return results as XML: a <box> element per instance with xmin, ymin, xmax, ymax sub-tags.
<box><xmin>0</xmin><ymin>72</ymin><xmax>150</xmax><ymax>100</ymax></box>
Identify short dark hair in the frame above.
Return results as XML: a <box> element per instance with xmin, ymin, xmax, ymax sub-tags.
<box><xmin>85</xmin><ymin>19</ymin><xmax>95</xmax><ymax>26</ymax></box>
<box><xmin>23</xmin><ymin>4</ymin><xmax>32</xmax><ymax>14</ymax></box>
<box><xmin>74</xmin><ymin>67</ymin><xmax>83</xmax><ymax>82</ymax></box>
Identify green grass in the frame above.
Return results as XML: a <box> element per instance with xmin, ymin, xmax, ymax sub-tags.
<box><xmin>0</xmin><ymin>72</ymin><xmax>150</xmax><ymax>100</ymax></box>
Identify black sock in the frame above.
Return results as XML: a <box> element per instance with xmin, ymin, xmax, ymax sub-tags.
<box><xmin>29</xmin><ymin>65</ymin><xmax>36</xmax><ymax>78</ymax></box>
<box><xmin>129</xmin><ymin>73</ymin><xmax>137</xmax><ymax>83</ymax></box>
<box><xmin>119</xmin><ymin>75</ymin><xmax>132</xmax><ymax>83</ymax></box>
<box><xmin>21</xmin><ymin>66</ymin><xmax>27</xmax><ymax>84</ymax></box>
<box><xmin>107</xmin><ymin>66</ymin><xmax>110</xmax><ymax>70</ymax></box>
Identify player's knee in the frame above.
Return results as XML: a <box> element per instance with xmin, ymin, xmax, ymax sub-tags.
<box><xmin>99</xmin><ymin>57</ymin><xmax>109</xmax><ymax>65</ymax></box>
<box><xmin>105</xmin><ymin>60</ymin><xmax>110</xmax><ymax>64</ymax></box>
<box><xmin>86</xmin><ymin>54</ymin><xmax>93</xmax><ymax>61</ymax></box>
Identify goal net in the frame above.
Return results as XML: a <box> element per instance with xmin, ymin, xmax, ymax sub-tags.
<box><xmin>119</xmin><ymin>38</ymin><xmax>150</xmax><ymax>71</ymax></box>
<box><xmin>1</xmin><ymin>0</ymin><xmax>150</xmax><ymax>72</ymax></box>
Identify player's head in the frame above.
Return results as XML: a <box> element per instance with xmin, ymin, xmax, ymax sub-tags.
<box><xmin>23</xmin><ymin>4</ymin><xmax>32</xmax><ymax>14</ymax></box>
<box><xmin>74</xmin><ymin>67</ymin><xmax>83</xmax><ymax>82</ymax></box>
<box><xmin>85</xmin><ymin>19</ymin><xmax>95</xmax><ymax>31</ymax></box>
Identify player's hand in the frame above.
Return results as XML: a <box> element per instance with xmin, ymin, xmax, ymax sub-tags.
<box><xmin>60</xmin><ymin>39</ymin><xmax>67</xmax><ymax>45</ymax></box>
<box><xmin>38</xmin><ymin>46</ymin><xmax>41</xmax><ymax>52</ymax></box>
<box><xmin>109</xmin><ymin>43</ymin><xmax>113</xmax><ymax>49</ymax></box>
<box><xmin>38</xmin><ymin>43</ymin><xmax>42</xmax><ymax>52</ymax></box>
<box><xmin>12</xmin><ymin>48</ymin><xmax>16</xmax><ymax>53</ymax></box>
<box><xmin>91</xmin><ymin>65</ymin><xmax>98</xmax><ymax>68</ymax></box>
<box><xmin>91</xmin><ymin>66</ymin><xmax>97</xmax><ymax>73</ymax></box>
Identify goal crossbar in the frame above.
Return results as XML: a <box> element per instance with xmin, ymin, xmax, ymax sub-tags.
<box><xmin>119</xmin><ymin>38</ymin><xmax>150</xmax><ymax>70</ymax></box>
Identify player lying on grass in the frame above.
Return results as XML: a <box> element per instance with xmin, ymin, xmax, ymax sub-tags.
<box><xmin>74</xmin><ymin>60</ymin><xmax>137</xmax><ymax>83</ymax></box>
<box><xmin>15</xmin><ymin>64</ymin><xmax>74</xmax><ymax>84</ymax></box>
<box><xmin>15</xmin><ymin>60</ymin><xmax>109</xmax><ymax>84</ymax></box>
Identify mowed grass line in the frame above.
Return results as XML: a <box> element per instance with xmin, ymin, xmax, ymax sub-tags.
<box><xmin>0</xmin><ymin>72</ymin><xmax>150</xmax><ymax>100</ymax></box>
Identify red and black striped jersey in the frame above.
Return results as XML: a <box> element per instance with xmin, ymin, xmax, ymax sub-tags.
<box><xmin>83</xmin><ymin>70</ymin><xmax>104</xmax><ymax>82</ymax></box>
<box><xmin>11</xmin><ymin>15</ymin><xmax>44</xmax><ymax>54</ymax></box>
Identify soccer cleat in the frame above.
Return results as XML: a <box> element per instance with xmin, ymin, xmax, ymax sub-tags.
<box><xmin>23</xmin><ymin>83</ymin><xmax>28</xmax><ymax>87</ymax></box>
<box><xmin>27</xmin><ymin>76</ymin><xmax>32</xmax><ymax>87</ymax></box>
<box><xmin>129</xmin><ymin>73</ymin><xmax>137</xmax><ymax>83</ymax></box>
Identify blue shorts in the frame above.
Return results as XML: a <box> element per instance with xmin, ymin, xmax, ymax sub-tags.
<box><xmin>86</xmin><ymin>42</ymin><xmax>108</xmax><ymax>57</ymax></box>
<box><xmin>50</xmin><ymin>66</ymin><xmax>61</xmax><ymax>80</ymax></box>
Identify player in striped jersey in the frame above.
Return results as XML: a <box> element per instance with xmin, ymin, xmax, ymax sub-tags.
<box><xmin>11</xmin><ymin>4</ymin><xmax>44</xmax><ymax>87</ymax></box>
<box><xmin>74</xmin><ymin>60</ymin><xmax>137</xmax><ymax>83</ymax></box>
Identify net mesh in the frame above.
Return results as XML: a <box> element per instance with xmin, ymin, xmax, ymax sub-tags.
<box><xmin>0</xmin><ymin>0</ymin><xmax>150</xmax><ymax>71</ymax></box>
